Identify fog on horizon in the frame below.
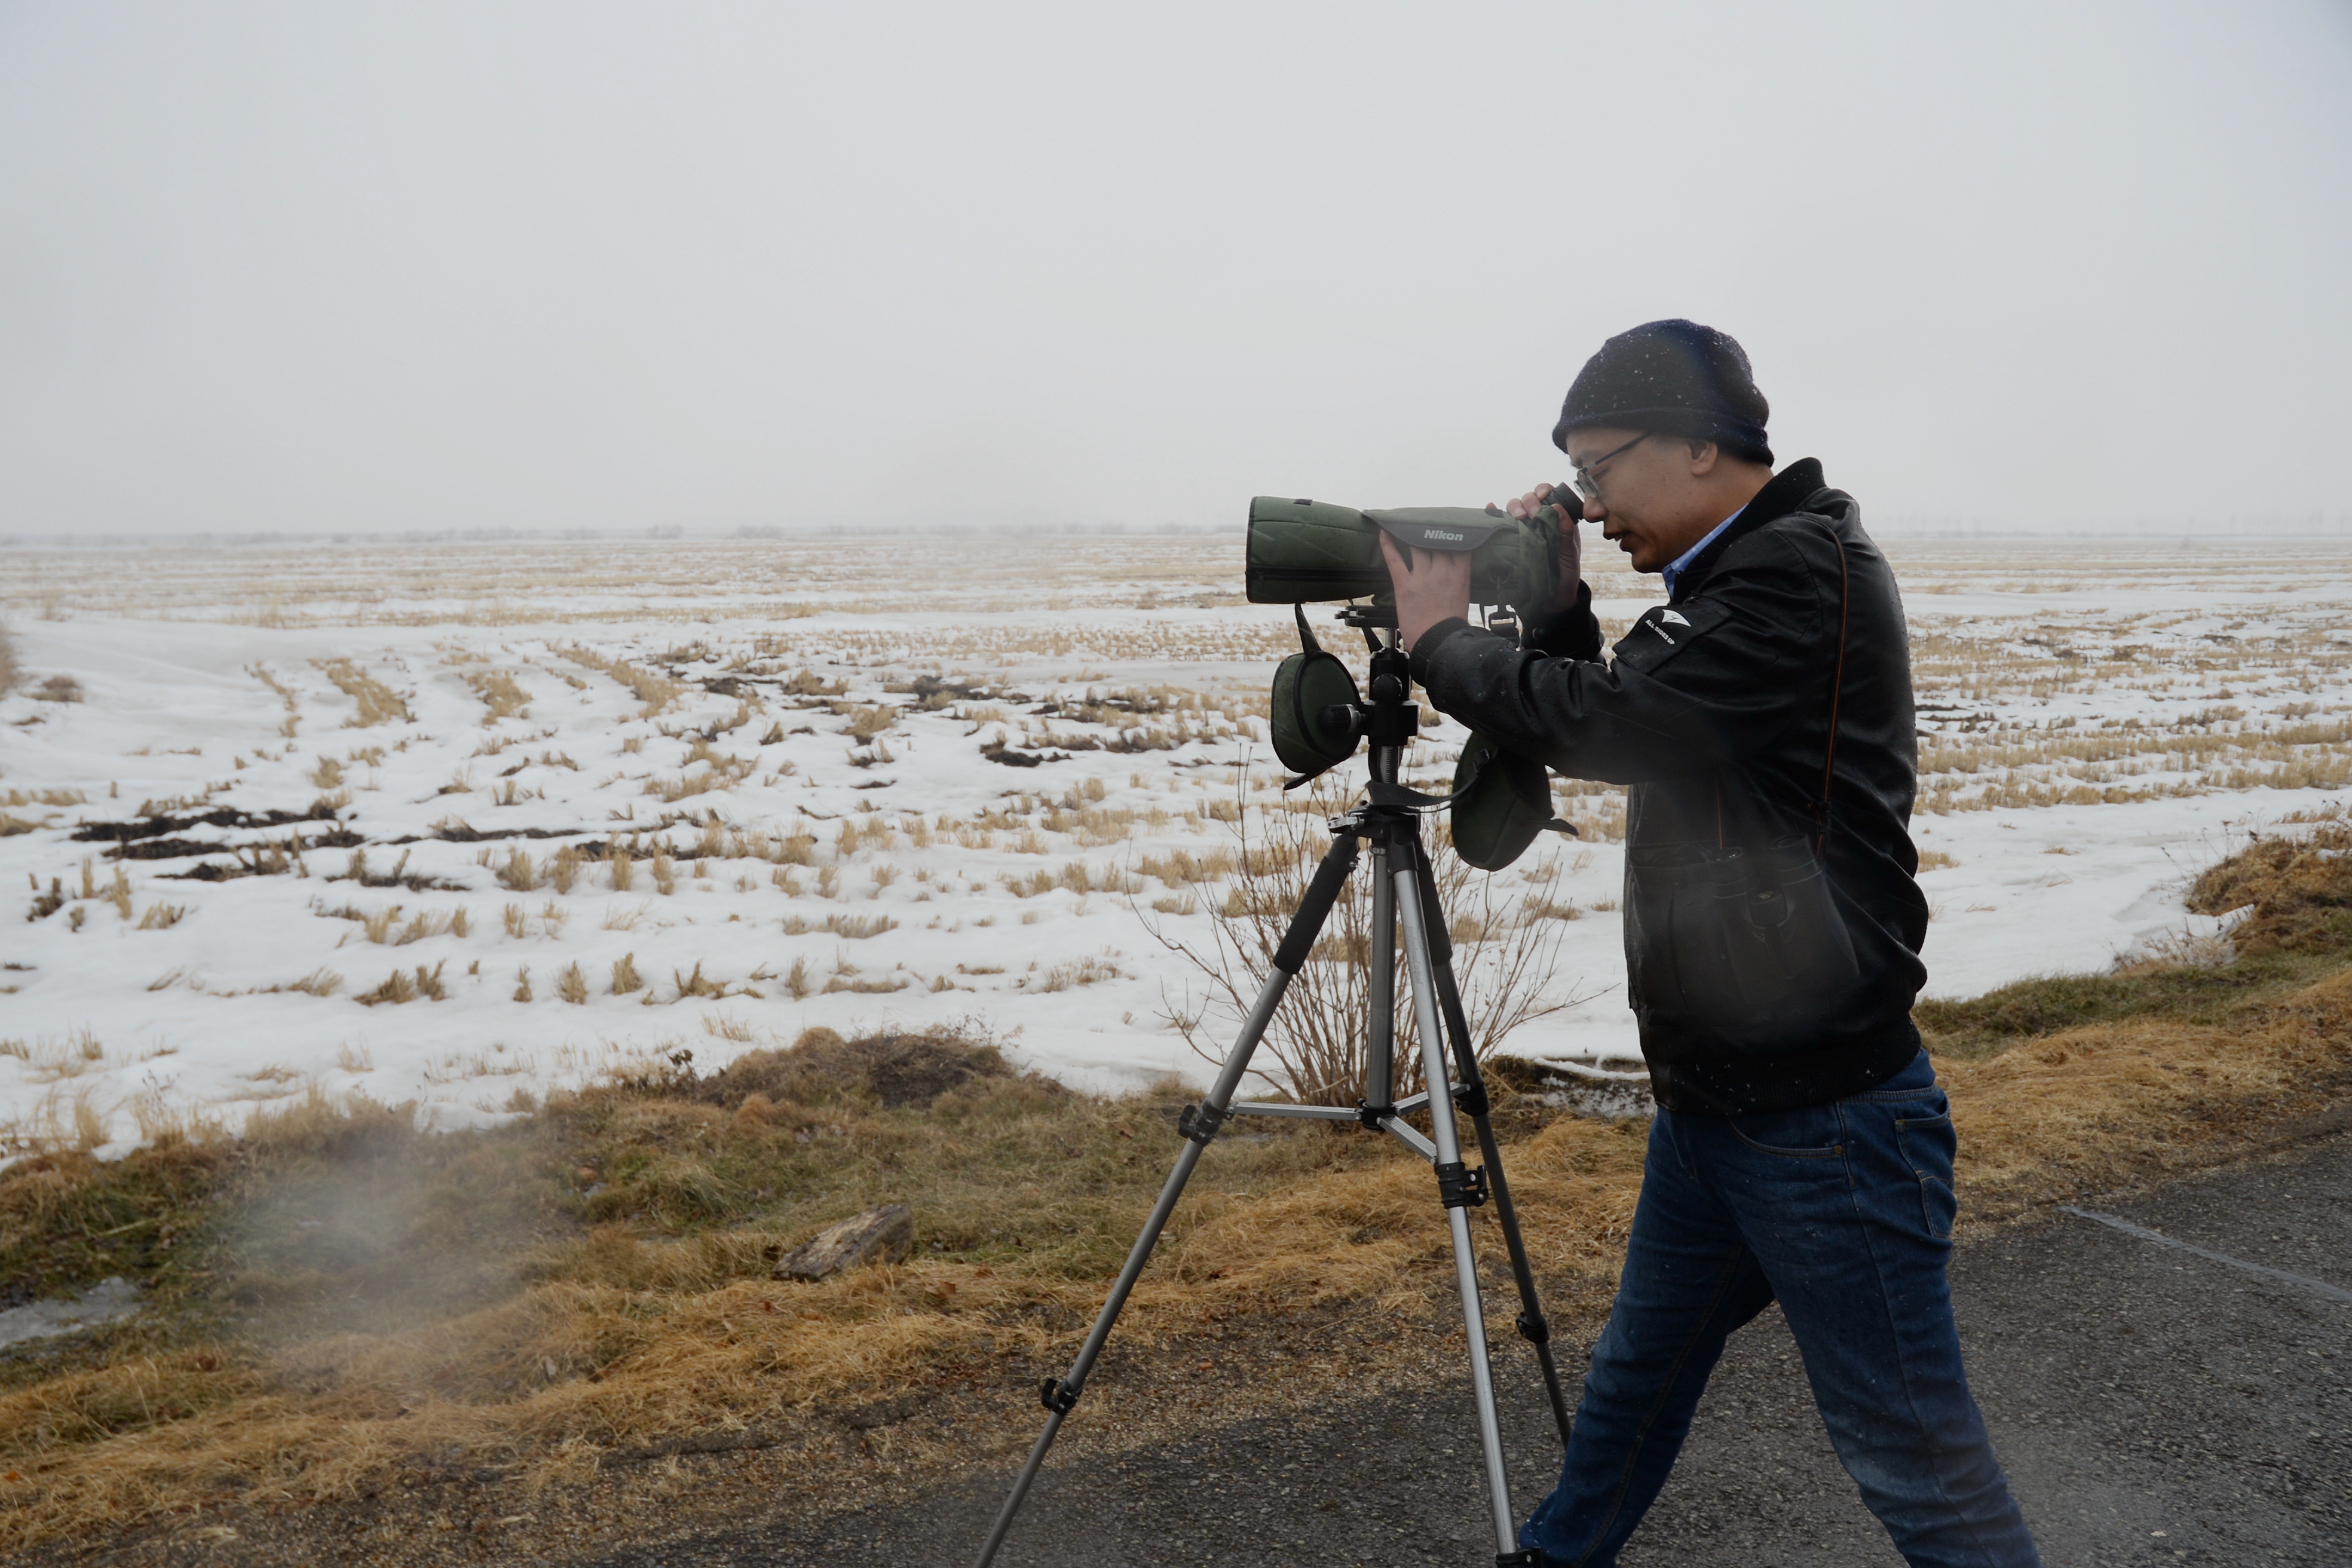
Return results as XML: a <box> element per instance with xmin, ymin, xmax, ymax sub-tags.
<box><xmin>3</xmin><ymin>1</ymin><xmax>2348</xmax><ymax>542</ymax></box>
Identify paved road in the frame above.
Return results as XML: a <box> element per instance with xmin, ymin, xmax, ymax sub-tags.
<box><xmin>587</xmin><ymin>1135</ymin><xmax>2351</xmax><ymax>1567</ymax></box>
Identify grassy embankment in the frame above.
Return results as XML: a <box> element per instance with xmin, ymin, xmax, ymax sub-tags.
<box><xmin>3</xmin><ymin>827</ymin><xmax>2350</xmax><ymax>1552</ymax></box>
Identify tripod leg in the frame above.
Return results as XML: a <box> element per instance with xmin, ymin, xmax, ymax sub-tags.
<box><xmin>1395</xmin><ymin>860</ymin><xmax>1520</xmax><ymax>1561</ymax></box>
<box><xmin>1413</xmin><ymin>845</ymin><xmax>1575</xmax><ymax>1450</ymax></box>
<box><xmin>1362</xmin><ymin>839</ymin><xmax>1395</xmax><ymax>1113</ymax></box>
<box><xmin>970</xmin><ymin>832</ymin><xmax>1361</xmax><ymax>1568</ymax></box>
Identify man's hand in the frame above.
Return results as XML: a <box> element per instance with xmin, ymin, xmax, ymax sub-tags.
<box><xmin>1379</xmin><ymin>533</ymin><xmax>1472</xmax><ymax>653</ymax></box>
<box><xmin>1490</xmin><ymin>482</ymin><xmax>1584</xmax><ymax>615</ymax></box>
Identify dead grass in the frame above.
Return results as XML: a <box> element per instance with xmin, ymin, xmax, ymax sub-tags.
<box><xmin>560</xmin><ymin>646</ymin><xmax>689</xmax><ymax>718</ymax></box>
<box><xmin>463</xmin><ymin>669</ymin><xmax>533</xmax><ymax>724</ymax></box>
<box><xmin>2183</xmin><ymin>820</ymin><xmax>2352</xmax><ymax>955</ymax></box>
<box><xmin>1</xmin><ymin>788</ymin><xmax>85</xmax><ymax>809</ymax></box>
<box><xmin>314</xmin><ymin>660</ymin><xmax>412</xmax><ymax>727</ymax></box>
<box><xmin>354</xmin><ymin>963</ymin><xmax>448</xmax><ymax>1006</ymax></box>
<box><xmin>0</xmin><ymin>619</ymin><xmax>18</xmax><ymax>696</ymax></box>
<box><xmin>2</xmin><ymin>813</ymin><xmax>2350</xmax><ymax>1554</ymax></box>
<box><xmin>781</xmin><ymin>912</ymin><xmax>897</xmax><ymax>939</ymax></box>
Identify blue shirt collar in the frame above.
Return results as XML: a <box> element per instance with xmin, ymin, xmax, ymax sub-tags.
<box><xmin>1661</xmin><ymin>506</ymin><xmax>1745</xmax><ymax>600</ymax></box>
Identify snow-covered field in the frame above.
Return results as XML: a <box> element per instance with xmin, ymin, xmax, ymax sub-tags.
<box><xmin>2</xmin><ymin>531</ymin><xmax>2348</xmax><ymax>1155</ymax></box>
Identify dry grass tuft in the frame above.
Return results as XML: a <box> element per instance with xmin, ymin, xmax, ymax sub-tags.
<box><xmin>314</xmin><ymin>660</ymin><xmax>412</xmax><ymax>727</ymax></box>
<box><xmin>355</xmin><ymin>963</ymin><xmax>446</xmax><ymax>1006</ymax></box>
<box><xmin>1037</xmin><ymin>953</ymin><xmax>1120</xmax><ymax>992</ymax></box>
<box><xmin>2184</xmin><ymin>821</ymin><xmax>2352</xmax><ymax>957</ymax></box>
<box><xmin>560</xmin><ymin>646</ymin><xmax>688</xmax><ymax>718</ymax></box>
<box><xmin>492</xmin><ymin>847</ymin><xmax>541</xmax><ymax>892</ymax></box>
<box><xmin>782</xmin><ymin>912</ymin><xmax>897</xmax><ymax>940</ymax></box>
<box><xmin>463</xmin><ymin>669</ymin><xmax>532</xmax><ymax>723</ymax></box>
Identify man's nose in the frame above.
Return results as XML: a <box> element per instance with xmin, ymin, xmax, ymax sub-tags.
<box><xmin>1582</xmin><ymin>497</ymin><xmax>1606</xmax><ymax>523</ymax></box>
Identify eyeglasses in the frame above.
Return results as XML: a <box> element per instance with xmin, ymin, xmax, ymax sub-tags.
<box><xmin>1570</xmin><ymin>432</ymin><xmax>1650</xmax><ymax>501</ymax></box>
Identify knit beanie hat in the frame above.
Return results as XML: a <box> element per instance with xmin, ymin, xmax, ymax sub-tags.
<box><xmin>1552</xmin><ymin>319</ymin><xmax>1773</xmax><ymax>465</ymax></box>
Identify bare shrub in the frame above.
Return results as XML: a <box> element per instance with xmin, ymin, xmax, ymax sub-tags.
<box><xmin>1141</xmin><ymin>779</ymin><xmax>1586</xmax><ymax>1105</ymax></box>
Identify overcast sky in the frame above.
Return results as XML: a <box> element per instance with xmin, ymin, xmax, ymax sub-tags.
<box><xmin>3</xmin><ymin>1</ymin><xmax>2348</xmax><ymax>538</ymax></box>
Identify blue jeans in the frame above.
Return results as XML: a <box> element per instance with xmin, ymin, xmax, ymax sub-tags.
<box><xmin>1520</xmin><ymin>1051</ymin><xmax>2041</xmax><ymax>1567</ymax></box>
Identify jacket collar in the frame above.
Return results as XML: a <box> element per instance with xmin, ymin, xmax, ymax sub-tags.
<box><xmin>1667</xmin><ymin>457</ymin><xmax>1826</xmax><ymax>604</ymax></box>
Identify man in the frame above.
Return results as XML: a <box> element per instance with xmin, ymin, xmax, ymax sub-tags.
<box><xmin>1377</xmin><ymin>320</ymin><xmax>2041</xmax><ymax>1568</ymax></box>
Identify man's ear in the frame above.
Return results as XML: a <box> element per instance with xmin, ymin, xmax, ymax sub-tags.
<box><xmin>1685</xmin><ymin>439</ymin><xmax>1721</xmax><ymax>477</ymax></box>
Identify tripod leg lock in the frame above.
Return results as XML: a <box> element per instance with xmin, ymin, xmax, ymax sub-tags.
<box><xmin>1356</xmin><ymin>1100</ymin><xmax>1395</xmax><ymax>1132</ymax></box>
<box><xmin>1435</xmin><ymin>1160</ymin><xmax>1489</xmax><ymax>1209</ymax></box>
<box><xmin>1495</xmin><ymin>1552</ymin><xmax>1542</xmax><ymax>1567</ymax></box>
<box><xmin>1039</xmin><ymin>1377</ymin><xmax>1080</xmax><ymax>1414</ymax></box>
<box><xmin>1175</xmin><ymin>1101</ymin><xmax>1227</xmax><ymax>1145</ymax></box>
<box><xmin>1515</xmin><ymin>1309</ymin><xmax>1551</xmax><ymax>1346</ymax></box>
<box><xmin>1452</xmin><ymin>1077</ymin><xmax>1490</xmax><ymax>1119</ymax></box>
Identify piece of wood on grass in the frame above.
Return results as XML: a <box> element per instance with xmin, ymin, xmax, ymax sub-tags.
<box><xmin>774</xmin><ymin>1203</ymin><xmax>912</xmax><ymax>1282</ymax></box>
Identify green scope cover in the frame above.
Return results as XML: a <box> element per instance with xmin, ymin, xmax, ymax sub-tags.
<box><xmin>1269</xmin><ymin>635</ymin><xmax>1361</xmax><ymax>780</ymax></box>
<box><xmin>1245</xmin><ymin>497</ymin><xmax>1561</xmax><ymax>608</ymax></box>
<box><xmin>1448</xmin><ymin>730</ymin><xmax>1566</xmax><ymax>871</ymax></box>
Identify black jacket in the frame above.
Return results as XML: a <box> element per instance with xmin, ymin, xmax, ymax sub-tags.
<box><xmin>1409</xmin><ymin>459</ymin><xmax>1928</xmax><ymax>1113</ymax></box>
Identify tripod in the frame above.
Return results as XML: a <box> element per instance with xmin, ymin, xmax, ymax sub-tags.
<box><xmin>973</xmin><ymin>620</ymin><xmax>1574</xmax><ymax>1568</ymax></box>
